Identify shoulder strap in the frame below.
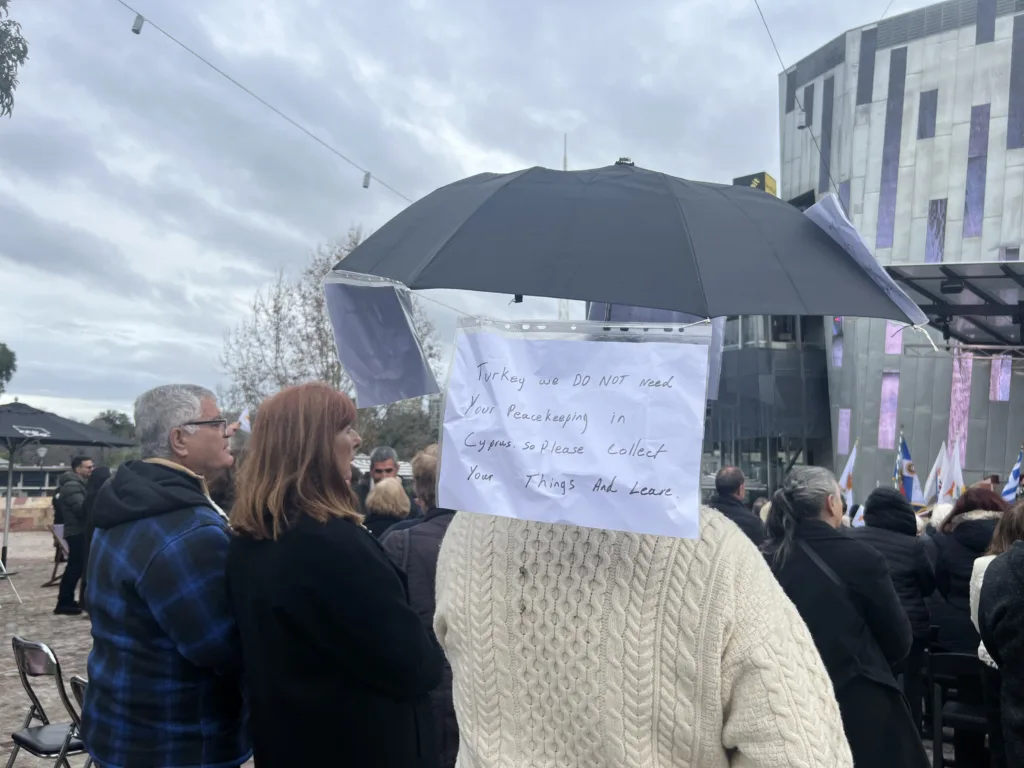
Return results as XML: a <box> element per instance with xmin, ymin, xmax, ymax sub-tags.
<box><xmin>796</xmin><ymin>539</ymin><xmax>845</xmax><ymax>591</ymax></box>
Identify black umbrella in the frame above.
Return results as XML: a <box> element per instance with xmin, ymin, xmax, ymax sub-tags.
<box><xmin>339</xmin><ymin>162</ymin><xmax>925</xmax><ymax>324</ymax></box>
<box><xmin>1</xmin><ymin>401</ymin><xmax>135</xmax><ymax>568</ymax></box>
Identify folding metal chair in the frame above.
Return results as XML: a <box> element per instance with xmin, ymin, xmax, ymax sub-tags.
<box><xmin>6</xmin><ymin>637</ymin><xmax>89</xmax><ymax>768</ymax></box>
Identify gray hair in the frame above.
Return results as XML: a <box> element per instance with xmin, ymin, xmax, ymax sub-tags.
<box><xmin>763</xmin><ymin>466</ymin><xmax>840</xmax><ymax>566</ymax></box>
<box><xmin>369</xmin><ymin>446</ymin><xmax>399</xmax><ymax>465</ymax></box>
<box><xmin>135</xmin><ymin>384</ymin><xmax>216</xmax><ymax>460</ymax></box>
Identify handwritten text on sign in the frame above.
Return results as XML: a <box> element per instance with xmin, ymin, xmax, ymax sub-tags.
<box><xmin>439</xmin><ymin>329</ymin><xmax>709</xmax><ymax>539</ymax></box>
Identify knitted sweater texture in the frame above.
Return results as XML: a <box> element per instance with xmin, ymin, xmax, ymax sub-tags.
<box><xmin>434</xmin><ymin>508</ymin><xmax>853</xmax><ymax>768</ymax></box>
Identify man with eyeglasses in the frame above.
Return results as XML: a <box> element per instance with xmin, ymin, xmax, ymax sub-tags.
<box><xmin>82</xmin><ymin>384</ymin><xmax>251</xmax><ymax>768</ymax></box>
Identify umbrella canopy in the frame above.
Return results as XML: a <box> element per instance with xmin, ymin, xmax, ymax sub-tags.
<box><xmin>1</xmin><ymin>401</ymin><xmax>135</xmax><ymax>568</ymax></box>
<box><xmin>0</xmin><ymin>402</ymin><xmax>136</xmax><ymax>448</ymax></box>
<box><xmin>339</xmin><ymin>163</ymin><xmax>926</xmax><ymax>325</ymax></box>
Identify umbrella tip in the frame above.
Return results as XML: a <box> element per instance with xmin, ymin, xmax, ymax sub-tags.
<box><xmin>615</xmin><ymin>157</ymin><xmax>635</xmax><ymax>166</ymax></box>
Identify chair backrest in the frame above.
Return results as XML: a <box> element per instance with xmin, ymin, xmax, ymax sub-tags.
<box><xmin>11</xmin><ymin>636</ymin><xmax>60</xmax><ymax>725</ymax></box>
<box><xmin>69</xmin><ymin>676</ymin><xmax>88</xmax><ymax>716</ymax></box>
<box><xmin>929</xmin><ymin>651</ymin><xmax>985</xmax><ymax>679</ymax></box>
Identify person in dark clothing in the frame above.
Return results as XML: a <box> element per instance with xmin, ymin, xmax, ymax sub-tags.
<box><xmin>707</xmin><ymin>466</ymin><xmax>764</xmax><ymax>546</ymax></box>
<box><xmin>980</xmin><ymin>540</ymin><xmax>1024</xmax><ymax>768</ymax></box>
<box><xmin>851</xmin><ymin>487</ymin><xmax>935</xmax><ymax>732</ymax></box>
<box><xmin>762</xmin><ymin>466</ymin><xmax>928</xmax><ymax>768</ymax></box>
<box><xmin>78</xmin><ymin>465</ymin><xmax>112</xmax><ymax>610</ymax></box>
<box><xmin>381</xmin><ymin>446</ymin><xmax>458</xmax><ymax>768</ymax></box>
<box><xmin>355</xmin><ymin>445</ymin><xmax>422</xmax><ymax>518</ymax></box>
<box><xmin>227</xmin><ymin>383</ymin><xmax>444</xmax><ymax>768</ymax></box>
<box><xmin>928</xmin><ymin>488</ymin><xmax>1005</xmax><ymax>653</ymax></box>
<box><xmin>54</xmin><ymin>455</ymin><xmax>94</xmax><ymax>615</ymax></box>
<box><xmin>82</xmin><ymin>384</ymin><xmax>249</xmax><ymax>768</ymax></box>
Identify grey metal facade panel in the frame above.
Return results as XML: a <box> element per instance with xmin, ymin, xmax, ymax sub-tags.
<box><xmin>786</xmin><ymin>70</ymin><xmax>798</xmax><ymax>113</ymax></box>
<box><xmin>789</xmin><ymin>0</ymin><xmax>1024</xmax><ymax>91</ymax></box>
<box><xmin>804</xmin><ymin>83</ymin><xmax>816</xmax><ymax>126</ymax></box>
<box><xmin>857</xmin><ymin>28</ymin><xmax>878</xmax><ymax>106</ymax></box>
<box><xmin>918</xmin><ymin>90</ymin><xmax>939</xmax><ymax>140</ymax></box>
<box><xmin>1009</xmin><ymin>14</ymin><xmax>1024</xmax><ymax>149</ymax></box>
<box><xmin>819</xmin><ymin>77</ymin><xmax>836</xmax><ymax>194</ymax></box>
<box><xmin>978</xmin><ymin>0</ymin><xmax>997</xmax><ymax>43</ymax></box>
<box><xmin>877</xmin><ymin>48</ymin><xmax>909</xmax><ymax>249</ymax></box>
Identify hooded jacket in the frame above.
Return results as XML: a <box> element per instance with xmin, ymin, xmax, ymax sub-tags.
<box><xmin>56</xmin><ymin>470</ymin><xmax>88</xmax><ymax>536</ymax></box>
<box><xmin>851</xmin><ymin>488</ymin><xmax>935</xmax><ymax>638</ymax></box>
<box><xmin>707</xmin><ymin>493</ymin><xmax>765</xmax><ymax>546</ymax></box>
<box><xmin>82</xmin><ymin>459</ymin><xmax>250</xmax><ymax>768</ymax></box>
<box><xmin>979</xmin><ymin>542</ymin><xmax>1024</xmax><ymax>767</ymax></box>
<box><xmin>928</xmin><ymin>509</ymin><xmax>1000</xmax><ymax>653</ymax></box>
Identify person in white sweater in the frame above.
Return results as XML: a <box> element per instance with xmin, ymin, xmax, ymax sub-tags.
<box><xmin>434</xmin><ymin>507</ymin><xmax>853</xmax><ymax>768</ymax></box>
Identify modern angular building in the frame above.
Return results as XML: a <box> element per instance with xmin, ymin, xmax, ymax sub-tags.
<box><xmin>780</xmin><ymin>0</ymin><xmax>1024</xmax><ymax>501</ymax></box>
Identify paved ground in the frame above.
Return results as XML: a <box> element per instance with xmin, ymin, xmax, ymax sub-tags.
<box><xmin>0</xmin><ymin>532</ymin><xmax>954</xmax><ymax>767</ymax></box>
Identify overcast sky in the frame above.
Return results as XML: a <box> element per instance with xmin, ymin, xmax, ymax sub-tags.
<box><xmin>0</xmin><ymin>0</ymin><xmax>923</xmax><ymax>420</ymax></box>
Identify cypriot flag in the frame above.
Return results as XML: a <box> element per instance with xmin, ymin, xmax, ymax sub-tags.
<box><xmin>238</xmin><ymin>407</ymin><xmax>252</xmax><ymax>434</ymax></box>
<box><xmin>838</xmin><ymin>441</ymin><xmax>858</xmax><ymax>509</ymax></box>
<box><xmin>922</xmin><ymin>441</ymin><xmax>946</xmax><ymax>505</ymax></box>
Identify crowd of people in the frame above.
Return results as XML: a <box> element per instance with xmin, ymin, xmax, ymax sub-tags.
<box><xmin>46</xmin><ymin>380</ymin><xmax>1024</xmax><ymax>766</ymax></box>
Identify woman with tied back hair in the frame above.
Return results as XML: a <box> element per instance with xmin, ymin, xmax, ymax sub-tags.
<box><xmin>226</xmin><ymin>383</ymin><xmax>444</xmax><ymax>768</ymax></box>
<box><xmin>970</xmin><ymin>502</ymin><xmax>1024</xmax><ymax>768</ymax></box>
<box><xmin>763</xmin><ymin>467</ymin><xmax>928</xmax><ymax>768</ymax></box>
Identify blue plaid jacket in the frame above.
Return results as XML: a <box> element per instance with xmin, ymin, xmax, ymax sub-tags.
<box><xmin>82</xmin><ymin>460</ymin><xmax>251</xmax><ymax>768</ymax></box>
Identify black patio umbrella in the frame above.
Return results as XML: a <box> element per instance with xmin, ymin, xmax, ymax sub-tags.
<box><xmin>1</xmin><ymin>401</ymin><xmax>136</xmax><ymax>568</ymax></box>
<box><xmin>338</xmin><ymin>162</ymin><xmax>926</xmax><ymax>324</ymax></box>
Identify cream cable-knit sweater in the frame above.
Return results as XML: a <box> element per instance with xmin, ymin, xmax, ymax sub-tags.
<box><xmin>434</xmin><ymin>508</ymin><xmax>853</xmax><ymax>768</ymax></box>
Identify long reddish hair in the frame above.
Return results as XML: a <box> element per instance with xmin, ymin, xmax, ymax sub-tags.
<box><xmin>939</xmin><ymin>487</ymin><xmax>1006</xmax><ymax>534</ymax></box>
<box><xmin>231</xmin><ymin>382</ymin><xmax>360</xmax><ymax>540</ymax></box>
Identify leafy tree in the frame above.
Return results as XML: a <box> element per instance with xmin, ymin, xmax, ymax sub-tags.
<box><xmin>93</xmin><ymin>409</ymin><xmax>136</xmax><ymax>439</ymax></box>
<box><xmin>356</xmin><ymin>398</ymin><xmax>436</xmax><ymax>460</ymax></box>
<box><xmin>0</xmin><ymin>0</ymin><xmax>28</xmax><ymax>118</ymax></box>
<box><xmin>0</xmin><ymin>341</ymin><xmax>14</xmax><ymax>395</ymax></box>
<box><xmin>221</xmin><ymin>226</ymin><xmax>441</xmax><ymax>410</ymax></box>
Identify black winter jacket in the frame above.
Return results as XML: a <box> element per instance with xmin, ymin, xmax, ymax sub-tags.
<box><xmin>381</xmin><ymin>509</ymin><xmax>459</xmax><ymax>768</ymax></box>
<box><xmin>851</xmin><ymin>498</ymin><xmax>935</xmax><ymax>638</ymax></box>
<box><xmin>707</xmin><ymin>494</ymin><xmax>764</xmax><ymax>546</ymax></box>
<box><xmin>928</xmin><ymin>510</ymin><xmax>1000</xmax><ymax>652</ymax></box>
<box><xmin>979</xmin><ymin>541</ymin><xmax>1024</xmax><ymax>768</ymax></box>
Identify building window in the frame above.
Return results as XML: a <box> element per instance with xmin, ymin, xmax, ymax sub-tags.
<box><xmin>991</xmin><ymin>355</ymin><xmax>1011</xmax><ymax>402</ymax></box>
<box><xmin>878</xmin><ymin>372</ymin><xmax>900</xmax><ymax>450</ymax></box>
<box><xmin>831</xmin><ymin>316</ymin><xmax>843</xmax><ymax>367</ymax></box>
<box><xmin>1000</xmin><ymin>246</ymin><xmax>1020</xmax><ymax>262</ymax></box>
<box><xmin>884</xmin><ymin>320</ymin><xmax>904</xmax><ymax>354</ymax></box>
<box><xmin>800</xmin><ymin>316</ymin><xmax>825</xmax><ymax>347</ymax></box>
<box><xmin>948</xmin><ymin>350</ymin><xmax>974</xmax><ymax>464</ymax></box>
<box><xmin>770</xmin><ymin>315</ymin><xmax>797</xmax><ymax>343</ymax></box>
<box><xmin>723</xmin><ymin>316</ymin><xmax>740</xmax><ymax>347</ymax></box>
<box><xmin>742</xmin><ymin>315</ymin><xmax>766</xmax><ymax>346</ymax></box>
<box><xmin>837</xmin><ymin>408</ymin><xmax>852</xmax><ymax>456</ymax></box>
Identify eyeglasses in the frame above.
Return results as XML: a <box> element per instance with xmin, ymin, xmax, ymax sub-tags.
<box><xmin>183</xmin><ymin>418</ymin><xmax>230</xmax><ymax>434</ymax></box>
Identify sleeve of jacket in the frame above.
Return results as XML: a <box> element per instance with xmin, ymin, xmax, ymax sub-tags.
<box><xmin>302</xmin><ymin>522</ymin><xmax>443</xmax><ymax>698</ymax></box>
<box><xmin>719</xmin><ymin>528</ymin><xmax>854</xmax><ymax>767</ymax></box>
<box><xmin>979</xmin><ymin>556</ymin><xmax>1024</xmax><ymax>766</ymax></box>
<box><xmin>849</xmin><ymin>542</ymin><xmax>913</xmax><ymax>665</ymax></box>
<box><xmin>137</xmin><ymin>518</ymin><xmax>241</xmax><ymax>675</ymax></box>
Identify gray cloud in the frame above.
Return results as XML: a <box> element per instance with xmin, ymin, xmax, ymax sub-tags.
<box><xmin>0</xmin><ymin>0</ymin><xmax>915</xmax><ymax>415</ymax></box>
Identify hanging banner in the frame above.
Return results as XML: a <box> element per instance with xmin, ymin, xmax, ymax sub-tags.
<box><xmin>438</xmin><ymin>319</ymin><xmax>711</xmax><ymax>539</ymax></box>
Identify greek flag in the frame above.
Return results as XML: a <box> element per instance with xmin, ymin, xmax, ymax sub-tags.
<box><xmin>1003</xmin><ymin>448</ymin><xmax>1023</xmax><ymax>503</ymax></box>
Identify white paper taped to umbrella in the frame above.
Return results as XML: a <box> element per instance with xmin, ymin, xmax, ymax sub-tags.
<box><xmin>438</xmin><ymin>319</ymin><xmax>711</xmax><ymax>539</ymax></box>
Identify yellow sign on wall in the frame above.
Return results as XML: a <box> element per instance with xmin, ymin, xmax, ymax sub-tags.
<box><xmin>732</xmin><ymin>172</ymin><xmax>777</xmax><ymax>197</ymax></box>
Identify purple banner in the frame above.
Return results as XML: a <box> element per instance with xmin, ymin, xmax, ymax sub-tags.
<box><xmin>991</xmin><ymin>355</ymin><xmax>1011</xmax><ymax>402</ymax></box>
<box><xmin>948</xmin><ymin>351</ymin><xmax>974</xmax><ymax>464</ymax></box>
<box><xmin>884</xmin><ymin>320</ymin><xmax>904</xmax><ymax>354</ymax></box>
<box><xmin>878</xmin><ymin>372</ymin><xmax>900</xmax><ymax>450</ymax></box>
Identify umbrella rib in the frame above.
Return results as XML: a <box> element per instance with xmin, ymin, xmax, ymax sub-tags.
<box><xmin>703</xmin><ymin>184</ymin><xmax>809</xmax><ymax>315</ymax></box>
<box><xmin>407</xmin><ymin>167</ymin><xmax>537</xmax><ymax>286</ymax></box>
<box><xmin>659</xmin><ymin>172</ymin><xmax>710</xmax><ymax>317</ymax></box>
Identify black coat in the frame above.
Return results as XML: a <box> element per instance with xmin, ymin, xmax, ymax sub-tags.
<box><xmin>928</xmin><ymin>511</ymin><xmax>1000</xmax><ymax>652</ymax></box>
<box><xmin>707</xmin><ymin>494</ymin><xmax>764</xmax><ymax>546</ymax></box>
<box><xmin>851</xmin><ymin>502</ymin><xmax>935</xmax><ymax>638</ymax></box>
<box><xmin>227</xmin><ymin>514</ymin><xmax>445</xmax><ymax>768</ymax></box>
<box><xmin>765</xmin><ymin>519</ymin><xmax>927</xmax><ymax>768</ymax></box>
<box><xmin>979</xmin><ymin>541</ymin><xmax>1024</xmax><ymax>768</ymax></box>
<box><xmin>382</xmin><ymin>509</ymin><xmax>458</xmax><ymax>768</ymax></box>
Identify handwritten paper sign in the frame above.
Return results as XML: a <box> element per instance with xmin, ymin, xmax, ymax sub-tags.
<box><xmin>439</xmin><ymin>325</ymin><xmax>710</xmax><ymax>539</ymax></box>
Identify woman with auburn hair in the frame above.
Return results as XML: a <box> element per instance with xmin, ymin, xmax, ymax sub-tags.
<box><xmin>226</xmin><ymin>383</ymin><xmax>444</xmax><ymax>768</ymax></box>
